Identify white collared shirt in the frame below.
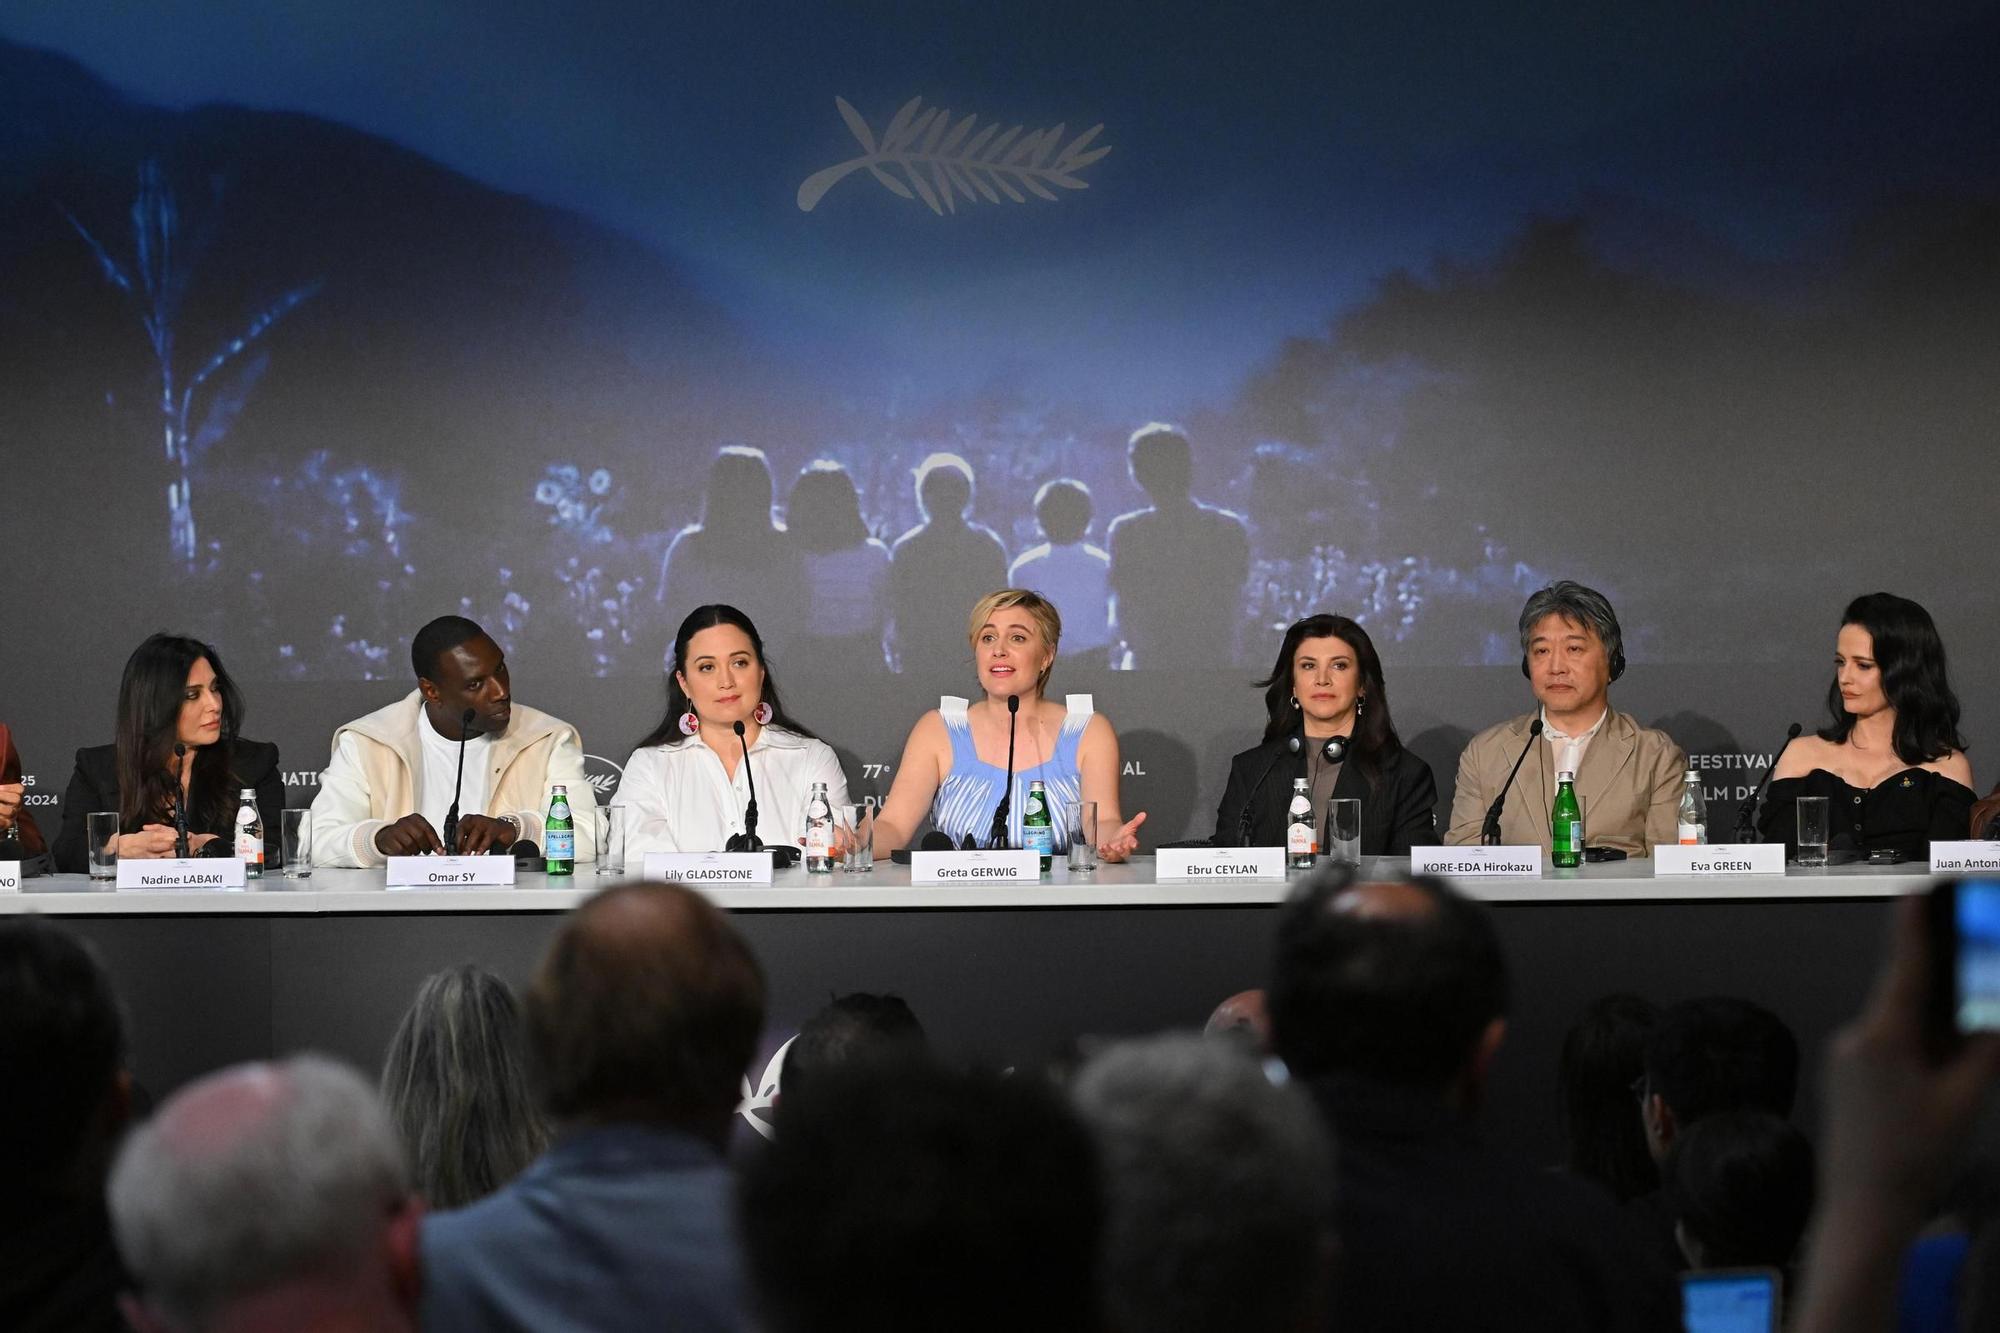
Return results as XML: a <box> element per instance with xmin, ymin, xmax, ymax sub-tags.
<box><xmin>1540</xmin><ymin>704</ymin><xmax>1610</xmax><ymax>778</ymax></box>
<box><xmin>613</xmin><ymin>726</ymin><xmax>852</xmax><ymax>856</ymax></box>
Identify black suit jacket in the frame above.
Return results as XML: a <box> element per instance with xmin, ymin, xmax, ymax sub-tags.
<box><xmin>1210</xmin><ymin>735</ymin><xmax>1439</xmax><ymax>854</ymax></box>
<box><xmin>52</xmin><ymin>740</ymin><xmax>283</xmax><ymax>873</ymax></box>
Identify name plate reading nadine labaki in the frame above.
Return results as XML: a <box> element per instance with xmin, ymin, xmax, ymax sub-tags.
<box><xmin>642</xmin><ymin>852</ymin><xmax>774</xmax><ymax>885</ymax></box>
<box><xmin>1154</xmin><ymin>847</ymin><xmax>1288</xmax><ymax>881</ymax></box>
<box><xmin>1653</xmin><ymin>844</ymin><xmax>1787</xmax><ymax>876</ymax></box>
<box><xmin>1411</xmin><ymin>847</ymin><xmax>1543</xmax><ymax>878</ymax></box>
<box><xmin>1931</xmin><ymin>842</ymin><xmax>2000</xmax><ymax>874</ymax></box>
<box><xmin>117</xmin><ymin>858</ymin><xmax>248</xmax><ymax>891</ymax></box>
<box><xmin>910</xmin><ymin>850</ymin><xmax>1041</xmax><ymax>885</ymax></box>
<box><xmin>386</xmin><ymin>855</ymin><xmax>517</xmax><ymax>889</ymax></box>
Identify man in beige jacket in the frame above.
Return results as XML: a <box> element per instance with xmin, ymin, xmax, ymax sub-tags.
<box><xmin>310</xmin><ymin>616</ymin><xmax>596</xmax><ymax>867</ymax></box>
<box><xmin>1446</xmin><ymin>582</ymin><xmax>1684</xmax><ymax>856</ymax></box>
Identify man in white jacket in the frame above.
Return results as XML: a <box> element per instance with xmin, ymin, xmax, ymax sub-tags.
<box><xmin>309</xmin><ymin>616</ymin><xmax>596</xmax><ymax>867</ymax></box>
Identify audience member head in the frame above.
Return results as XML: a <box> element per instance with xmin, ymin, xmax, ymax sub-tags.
<box><xmin>1269</xmin><ymin>867</ymin><xmax>1510</xmax><ymax>1106</ymax></box>
<box><xmin>1072</xmin><ymin>1033</ymin><xmax>1335</xmax><ymax>1333</ymax></box>
<box><xmin>409</xmin><ymin>615</ymin><xmax>512</xmax><ymax>741</ymax></box>
<box><xmin>1034</xmin><ymin>478</ymin><xmax>1094</xmax><ymax>546</ymax></box>
<box><xmin>1820</xmin><ymin>591</ymin><xmax>1967</xmax><ymax>765</ymax></box>
<box><xmin>788</xmin><ymin>459</ymin><xmax>872</xmax><ymax>555</ymax></box>
<box><xmin>644</xmin><ymin>603</ymin><xmax>812</xmax><ymax>747</ymax></box>
<box><xmin>1666</xmin><ymin>1110</ymin><xmax>1815</xmax><ymax>1272</ymax></box>
<box><xmin>1641</xmin><ymin>996</ymin><xmax>1799</xmax><ymax>1162</ymax></box>
<box><xmin>1517</xmin><ymin>580</ymin><xmax>1625</xmax><ymax>722</ymax></box>
<box><xmin>968</xmin><ymin>587</ymin><xmax>1063</xmax><ymax>698</ymax></box>
<box><xmin>379</xmin><ymin>964</ymin><xmax>547</xmax><ymax>1210</ymax></box>
<box><xmin>1203</xmin><ymin>988</ymin><xmax>1271</xmax><ymax>1052</ymax></box>
<box><xmin>108</xmin><ymin>1056</ymin><xmax>421</xmax><ymax>1333</ymax></box>
<box><xmin>114</xmin><ymin>632</ymin><xmax>246</xmax><ymax>832</ymax></box>
<box><xmin>739</xmin><ymin>1058</ymin><xmax>1102</xmax><ymax>1333</ymax></box>
<box><xmin>912</xmin><ymin>452</ymin><xmax>974</xmax><ymax>525</ymax></box>
<box><xmin>700</xmin><ymin>444</ymin><xmax>779</xmax><ymax>534</ymax></box>
<box><xmin>525</xmin><ymin>881</ymin><xmax>766</xmax><ymax>1147</ymax></box>
<box><xmin>0</xmin><ymin>917</ymin><xmax>130</xmax><ymax>1203</ymax></box>
<box><xmin>1557</xmin><ymin>992</ymin><xmax>1661</xmax><ymax>1203</ymax></box>
<box><xmin>781</xmin><ymin>992</ymin><xmax>927</xmax><ymax>1106</ymax></box>
<box><xmin>1127</xmin><ymin>422</ymin><xmax>1194</xmax><ymax>502</ymax></box>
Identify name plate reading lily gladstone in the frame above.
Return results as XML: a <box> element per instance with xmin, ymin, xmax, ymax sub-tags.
<box><xmin>117</xmin><ymin>858</ymin><xmax>248</xmax><ymax>891</ymax></box>
<box><xmin>1931</xmin><ymin>842</ymin><xmax>2000</xmax><ymax>874</ymax></box>
<box><xmin>642</xmin><ymin>852</ymin><xmax>774</xmax><ymax>885</ymax></box>
<box><xmin>0</xmin><ymin>861</ymin><xmax>19</xmax><ymax>893</ymax></box>
<box><xmin>1653</xmin><ymin>844</ymin><xmax>1787</xmax><ymax>876</ymax></box>
<box><xmin>910</xmin><ymin>850</ymin><xmax>1041</xmax><ymax>885</ymax></box>
<box><xmin>1155</xmin><ymin>847</ymin><xmax>1288</xmax><ymax>881</ymax></box>
<box><xmin>1411</xmin><ymin>847</ymin><xmax>1543</xmax><ymax>878</ymax></box>
<box><xmin>385</xmin><ymin>856</ymin><xmax>516</xmax><ymax>889</ymax></box>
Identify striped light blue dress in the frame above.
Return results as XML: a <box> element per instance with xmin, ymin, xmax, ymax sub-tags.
<box><xmin>930</xmin><ymin>695</ymin><xmax>1092</xmax><ymax>851</ymax></box>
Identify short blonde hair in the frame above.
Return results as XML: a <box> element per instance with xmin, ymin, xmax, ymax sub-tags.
<box><xmin>967</xmin><ymin>589</ymin><xmax>1063</xmax><ymax>688</ymax></box>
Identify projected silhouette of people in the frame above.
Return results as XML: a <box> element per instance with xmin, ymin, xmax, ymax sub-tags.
<box><xmin>888</xmin><ymin>453</ymin><xmax>1007</xmax><ymax>683</ymax></box>
<box><xmin>787</xmin><ymin>459</ymin><xmax>891</xmax><ymax>676</ymax></box>
<box><xmin>1009</xmin><ymin>479</ymin><xmax>1112</xmax><ymax>668</ymax></box>
<box><xmin>657</xmin><ymin>446</ymin><xmax>803</xmax><ymax>662</ymax></box>
<box><xmin>1106</xmin><ymin>424</ymin><xmax>1249</xmax><ymax>669</ymax></box>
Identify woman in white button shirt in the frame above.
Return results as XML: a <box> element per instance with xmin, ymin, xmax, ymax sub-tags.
<box><xmin>614</xmin><ymin>605</ymin><xmax>850</xmax><ymax>857</ymax></box>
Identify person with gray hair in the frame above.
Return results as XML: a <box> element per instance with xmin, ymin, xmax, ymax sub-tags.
<box><xmin>1445</xmin><ymin>580</ymin><xmax>1684</xmax><ymax>853</ymax></box>
<box><xmin>107</xmin><ymin>1055</ymin><xmax>422</xmax><ymax>1333</ymax></box>
<box><xmin>1071</xmin><ymin>1033</ymin><xmax>1336</xmax><ymax>1333</ymax></box>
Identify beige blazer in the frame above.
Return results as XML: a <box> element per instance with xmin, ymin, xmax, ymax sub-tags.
<box><xmin>1445</xmin><ymin>709</ymin><xmax>1686</xmax><ymax>856</ymax></box>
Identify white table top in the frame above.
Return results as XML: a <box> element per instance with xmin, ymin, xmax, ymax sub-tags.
<box><xmin>0</xmin><ymin>855</ymin><xmax>1939</xmax><ymax>915</ymax></box>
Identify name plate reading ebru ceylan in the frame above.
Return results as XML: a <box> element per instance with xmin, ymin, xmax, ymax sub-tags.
<box><xmin>0</xmin><ymin>861</ymin><xmax>19</xmax><ymax>893</ymax></box>
<box><xmin>116</xmin><ymin>858</ymin><xmax>248</xmax><ymax>891</ymax></box>
<box><xmin>1653</xmin><ymin>844</ymin><xmax>1787</xmax><ymax>876</ymax></box>
<box><xmin>1155</xmin><ymin>847</ymin><xmax>1288</xmax><ymax>881</ymax></box>
<box><xmin>910</xmin><ymin>850</ymin><xmax>1041</xmax><ymax>884</ymax></box>
<box><xmin>1931</xmin><ymin>842</ymin><xmax>2000</xmax><ymax>874</ymax></box>
<box><xmin>385</xmin><ymin>856</ymin><xmax>517</xmax><ymax>889</ymax></box>
<box><xmin>1411</xmin><ymin>847</ymin><xmax>1544</xmax><ymax>878</ymax></box>
<box><xmin>642</xmin><ymin>852</ymin><xmax>774</xmax><ymax>885</ymax></box>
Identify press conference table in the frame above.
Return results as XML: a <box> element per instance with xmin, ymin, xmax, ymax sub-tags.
<box><xmin>7</xmin><ymin>857</ymin><xmax>1929</xmax><ymax>1164</ymax></box>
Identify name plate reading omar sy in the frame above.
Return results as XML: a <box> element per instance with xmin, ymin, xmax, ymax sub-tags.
<box><xmin>1654</xmin><ymin>844</ymin><xmax>1786</xmax><ymax>876</ymax></box>
<box><xmin>1931</xmin><ymin>842</ymin><xmax>2000</xmax><ymax>874</ymax></box>
<box><xmin>117</xmin><ymin>858</ymin><xmax>248</xmax><ymax>890</ymax></box>
<box><xmin>1411</xmin><ymin>847</ymin><xmax>1543</xmax><ymax>878</ymax></box>
<box><xmin>911</xmin><ymin>850</ymin><xmax>1040</xmax><ymax>884</ymax></box>
<box><xmin>386</xmin><ymin>856</ymin><xmax>516</xmax><ymax>889</ymax></box>
<box><xmin>1155</xmin><ymin>847</ymin><xmax>1287</xmax><ymax>881</ymax></box>
<box><xmin>0</xmin><ymin>861</ymin><xmax>19</xmax><ymax>893</ymax></box>
<box><xmin>642</xmin><ymin>852</ymin><xmax>774</xmax><ymax>885</ymax></box>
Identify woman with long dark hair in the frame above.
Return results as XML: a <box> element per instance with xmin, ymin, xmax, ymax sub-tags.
<box><xmin>1210</xmin><ymin>613</ymin><xmax>1437</xmax><ymax>854</ymax></box>
<box><xmin>52</xmin><ymin>634</ymin><xmax>283</xmax><ymax>871</ymax></box>
<box><xmin>612</xmin><ymin>605</ymin><xmax>849</xmax><ymax>855</ymax></box>
<box><xmin>1760</xmin><ymin>592</ymin><xmax>1974</xmax><ymax>858</ymax></box>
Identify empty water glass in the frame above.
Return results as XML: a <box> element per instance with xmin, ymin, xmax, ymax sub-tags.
<box><xmin>87</xmin><ymin>811</ymin><xmax>120</xmax><ymax>880</ymax></box>
<box><xmin>1067</xmin><ymin>800</ymin><xmax>1098</xmax><ymax>873</ymax></box>
<box><xmin>598</xmin><ymin>805</ymin><xmax>628</xmax><ymax>875</ymax></box>
<box><xmin>282</xmin><ymin>808</ymin><xmax>313</xmax><ymax>879</ymax></box>
<box><xmin>841</xmin><ymin>802</ymin><xmax>875</xmax><ymax>872</ymax></box>
<box><xmin>1327</xmin><ymin>798</ymin><xmax>1362</xmax><ymax>867</ymax></box>
<box><xmin>1796</xmin><ymin>796</ymin><xmax>1830</xmax><ymax>868</ymax></box>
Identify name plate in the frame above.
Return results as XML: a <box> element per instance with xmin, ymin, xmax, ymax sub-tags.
<box><xmin>1931</xmin><ymin>841</ymin><xmax>2000</xmax><ymax>874</ymax></box>
<box><xmin>117</xmin><ymin>858</ymin><xmax>248</xmax><ymax>890</ymax></box>
<box><xmin>1412</xmin><ymin>846</ymin><xmax>1544</xmax><ymax>877</ymax></box>
<box><xmin>386</xmin><ymin>855</ymin><xmax>517</xmax><ymax>889</ymax></box>
<box><xmin>642</xmin><ymin>852</ymin><xmax>774</xmax><ymax>885</ymax></box>
<box><xmin>1155</xmin><ymin>847</ymin><xmax>1288</xmax><ymax>881</ymax></box>
<box><xmin>0</xmin><ymin>861</ymin><xmax>19</xmax><ymax>893</ymax></box>
<box><xmin>1654</xmin><ymin>844</ymin><xmax>1787</xmax><ymax>876</ymax></box>
<box><xmin>910</xmin><ymin>850</ymin><xmax>1041</xmax><ymax>884</ymax></box>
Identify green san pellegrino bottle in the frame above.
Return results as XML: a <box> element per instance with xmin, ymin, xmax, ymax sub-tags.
<box><xmin>545</xmin><ymin>784</ymin><xmax>574</xmax><ymax>877</ymax></box>
<box><xmin>1022</xmin><ymin>779</ymin><xmax>1054</xmax><ymax>873</ymax></box>
<box><xmin>1551</xmin><ymin>770</ymin><xmax>1583</xmax><ymax>869</ymax></box>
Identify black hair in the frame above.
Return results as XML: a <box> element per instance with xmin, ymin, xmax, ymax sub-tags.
<box><xmin>787</xmin><ymin>460</ymin><xmax>872</xmax><ymax>555</ymax></box>
<box><xmin>114</xmin><ymin>633</ymin><xmax>247</xmax><ymax>835</ymax></box>
<box><xmin>410</xmin><ymin>615</ymin><xmax>487</xmax><ymax>682</ymax></box>
<box><xmin>0</xmin><ymin>917</ymin><xmax>127</xmax><ymax>1195</ymax></box>
<box><xmin>740</xmin><ymin>1058</ymin><xmax>1102</xmax><ymax>1333</ymax></box>
<box><xmin>1643</xmin><ymin>996</ymin><xmax>1799</xmax><ymax>1126</ymax></box>
<box><xmin>1255</xmin><ymin>613</ymin><xmax>1405</xmax><ymax>785</ymax></box>
<box><xmin>1666</xmin><ymin>1110</ymin><xmax>1815</xmax><ymax>1271</ymax></box>
<box><xmin>1127</xmin><ymin>423</ymin><xmax>1193</xmax><ymax>500</ymax></box>
<box><xmin>782</xmin><ymin>992</ymin><xmax>928</xmax><ymax>1105</ymax></box>
<box><xmin>1818</xmin><ymin>592</ymin><xmax>1968</xmax><ymax>764</ymax></box>
<box><xmin>1268</xmin><ymin>867</ymin><xmax>1509</xmax><ymax>1089</ymax></box>
<box><xmin>639</xmin><ymin>605</ymin><xmax>817</xmax><ymax>749</ymax></box>
<box><xmin>1033</xmin><ymin>479</ymin><xmax>1094</xmax><ymax>546</ymax></box>
<box><xmin>1557</xmin><ymin>993</ymin><xmax>1661</xmax><ymax>1203</ymax></box>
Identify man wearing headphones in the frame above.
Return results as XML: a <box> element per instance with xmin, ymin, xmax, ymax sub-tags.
<box><xmin>1445</xmin><ymin>581</ymin><xmax>1686</xmax><ymax>855</ymax></box>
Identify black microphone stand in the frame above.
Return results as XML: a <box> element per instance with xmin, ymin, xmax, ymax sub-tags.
<box><xmin>441</xmin><ymin>706</ymin><xmax>474</xmax><ymax>854</ymax></box>
<box><xmin>1482</xmin><ymin>720</ymin><xmax>1545</xmax><ymax>846</ymax></box>
<box><xmin>1238</xmin><ymin>723</ymin><xmax>1306</xmax><ymax>847</ymax></box>
<box><xmin>1735</xmin><ymin>722</ymin><xmax>1803</xmax><ymax>842</ymax></box>
<box><xmin>726</xmin><ymin>720</ymin><xmax>767</xmax><ymax>853</ymax></box>
<box><xmin>986</xmin><ymin>695</ymin><xmax>1020</xmax><ymax>850</ymax></box>
<box><xmin>171</xmin><ymin>742</ymin><xmax>191</xmax><ymax>859</ymax></box>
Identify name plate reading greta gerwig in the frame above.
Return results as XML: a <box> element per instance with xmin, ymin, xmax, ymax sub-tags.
<box><xmin>117</xmin><ymin>858</ymin><xmax>248</xmax><ymax>891</ymax></box>
<box><xmin>1931</xmin><ymin>842</ymin><xmax>2000</xmax><ymax>874</ymax></box>
<box><xmin>1653</xmin><ymin>844</ymin><xmax>1787</xmax><ymax>876</ymax></box>
<box><xmin>0</xmin><ymin>861</ymin><xmax>19</xmax><ymax>892</ymax></box>
<box><xmin>642</xmin><ymin>852</ymin><xmax>774</xmax><ymax>885</ymax></box>
<box><xmin>1155</xmin><ymin>847</ymin><xmax>1288</xmax><ymax>881</ymax></box>
<box><xmin>911</xmin><ymin>850</ymin><xmax>1041</xmax><ymax>885</ymax></box>
<box><xmin>385</xmin><ymin>855</ymin><xmax>517</xmax><ymax>889</ymax></box>
<box><xmin>1411</xmin><ymin>846</ymin><xmax>1544</xmax><ymax>878</ymax></box>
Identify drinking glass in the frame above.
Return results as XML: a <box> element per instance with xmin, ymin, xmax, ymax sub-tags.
<box><xmin>1327</xmin><ymin>798</ymin><xmax>1362</xmax><ymax>867</ymax></box>
<box><xmin>1067</xmin><ymin>800</ymin><xmax>1098</xmax><ymax>873</ymax></box>
<box><xmin>1795</xmin><ymin>797</ymin><xmax>1830</xmax><ymax>868</ymax></box>
<box><xmin>840</xmin><ymin>802</ymin><xmax>875</xmax><ymax>873</ymax></box>
<box><xmin>87</xmin><ymin>812</ymin><xmax>120</xmax><ymax>880</ymax></box>
<box><xmin>598</xmin><ymin>805</ymin><xmax>628</xmax><ymax>875</ymax></box>
<box><xmin>282</xmin><ymin>808</ymin><xmax>313</xmax><ymax>879</ymax></box>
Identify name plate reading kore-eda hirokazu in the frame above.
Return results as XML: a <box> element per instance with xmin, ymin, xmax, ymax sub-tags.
<box><xmin>1154</xmin><ymin>847</ymin><xmax>1288</xmax><ymax>881</ymax></box>
<box><xmin>385</xmin><ymin>855</ymin><xmax>517</xmax><ymax>889</ymax></box>
<box><xmin>1411</xmin><ymin>846</ymin><xmax>1544</xmax><ymax>878</ymax></box>
<box><xmin>0</xmin><ymin>861</ymin><xmax>19</xmax><ymax>893</ymax></box>
<box><xmin>642</xmin><ymin>852</ymin><xmax>774</xmax><ymax>885</ymax></box>
<box><xmin>910</xmin><ymin>850</ymin><xmax>1041</xmax><ymax>885</ymax></box>
<box><xmin>1931</xmin><ymin>842</ymin><xmax>2000</xmax><ymax>874</ymax></box>
<box><xmin>117</xmin><ymin>858</ymin><xmax>249</xmax><ymax>891</ymax></box>
<box><xmin>1653</xmin><ymin>844</ymin><xmax>1787</xmax><ymax>876</ymax></box>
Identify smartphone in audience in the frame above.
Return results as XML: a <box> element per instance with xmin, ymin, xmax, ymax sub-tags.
<box><xmin>1927</xmin><ymin>877</ymin><xmax>2000</xmax><ymax>1051</ymax></box>
<box><xmin>1680</xmin><ymin>1269</ymin><xmax>1780</xmax><ymax>1333</ymax></box>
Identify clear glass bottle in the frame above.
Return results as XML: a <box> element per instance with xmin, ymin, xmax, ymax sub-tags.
<box><xmin>803</xmin><ymin>781</ymin><xmax>835</xmax><ymax>873</ymax></box>
<box><xmin>1677</xmin><ymin>769</ymin><xmax>1707</xmax><ymax>846</ymax></box>
<box><xmin>234</xmin><ymin>788</ymin><xmax>264</xmax><ymax>877</ymax></box>
<box><xmin>1287</xmin><ymin>777</ymin><xmax>1316</xmax><ymax>870</ymax></box>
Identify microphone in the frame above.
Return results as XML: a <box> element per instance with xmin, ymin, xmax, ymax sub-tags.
<box><xmin>1735</xmin><ymin>722</ymin><xmax>1803</xmax><ymax>843</ymax></box>
<box><xmin>987</xmin><ymin>695</ymin><xmax>1020</xmax><ymax>850</ymax></box>
<box><xmin>171</xmin><ymin>742</ymin><xmax>191</xmax><ymax>859</ymax></box>
<box><xmin>441</xmin><ymin>706</ymin><xmax>474</xmax><ymax>854</ymax></box>
<box><xmin>725</xmin><ymin>720</ymin><xmax>766</xmax><ymax>853</ymax></box>
<box><xmin>1482</xmin><ymin>719</ymin><xmax>1545</xmax><ymax>846</ymax></box>
<box><xmin>508</xmin><ymin>838</ymin><xmax>542</xmax><ymax>866</ymax></box>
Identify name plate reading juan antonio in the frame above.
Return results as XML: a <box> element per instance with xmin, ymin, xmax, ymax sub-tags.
<box><xmin>385</xmin><ymin>855</ymin><xmax>517</xmax><ymax>889</ymax></box>
<box><xmin>911</xmin><ymin>850</ymin><xmax>1041</xmax><ymax>885</ymax></box>
<box><xmin>642</xmin><ymin>852</ymin><xmax>774</xmax><ymax>885</ymax></box>
<box><xmin>0</xmin><ymin>861</ymin><xmax>19</xmax><ymax>893</ymax></box>
<box><xmin>1411</xmin><ymin>846</ymin><xmax>1543</xmax><ymax>878</ymax></box>
<box><xmin>1155</xmin><ymin>847</ymin><xmax>1288</xmax><ymax>881</ymax></box>
<box><xmin>117</xmin><ymin>858</ymin><xmax>248</xmax><ymax>891</ymax></box>
<box><xmin>1931</xmin><ymin>842</ymin><xmax>2000</xmax><ymax>874</ymax></box>
<box><xmin>1653</xmin><ymin>844</ymin><xmax>1787</xmax><ymax>876</ymax></box>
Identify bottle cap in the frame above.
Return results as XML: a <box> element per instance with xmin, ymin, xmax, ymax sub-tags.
<box><xmin>1557</xmin><ymin>770</ymin><xmax>1575</xmax><ymax>782</ymax></box>
<box><xmin>551</xmin><ymin>784</ymin><xmax>567</xmax><ymax>794</ymax></box>
<box><xmin>239</xmin><ymin>787</ymin><xmax>256</xmax><ymax>798</ymax></box>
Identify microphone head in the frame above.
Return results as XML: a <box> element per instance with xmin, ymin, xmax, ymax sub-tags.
<box><xmin>173</xmin><ymin>742</ymin><xmax>187</xmax><ymax>758</ymax></box>
<box><xmin>920</xmin><ymin>831</ymin><xmax>958</xmax><ymax>852</ymax></box>
<box><xmin>1784</xmin><ymin>722</ymin><xmax>1803</xmax><ymax>739</ymax></box>
<box><xmin>733</xmin><ymin>720</ymin><xmax>747</xmax><ymax>737</ymax></box>
<box><xmin>1007</xmin><ymin>695</ymin><xmax>1020</xmax><ymax>715</ymax></box>
<box><xmin>1528</xmin><ymin>719</ymin><xmax>1545</xmax><ymax>736</ymax></box>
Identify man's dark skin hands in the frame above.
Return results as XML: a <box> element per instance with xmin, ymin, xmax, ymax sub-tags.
<box><xmin>453</xmin><ymin>814</ymin><xmax>517</xmax><ymax>855</ymax></box>
<box><xmin>375</xmin><ymin>814</ymin><xmax>445</xmax><ymax>857</ymax></box>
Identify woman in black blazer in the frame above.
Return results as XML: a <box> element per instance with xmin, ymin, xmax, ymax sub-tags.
<box><xmin>52</xmin><ymin>634</ymin><xmax>283</xmax><ymax>872</ymax></box>
<box><xmin>1211</xmin><ymin>613</ymin><xmax>1438</xmax><ymax>855</ymax></box>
